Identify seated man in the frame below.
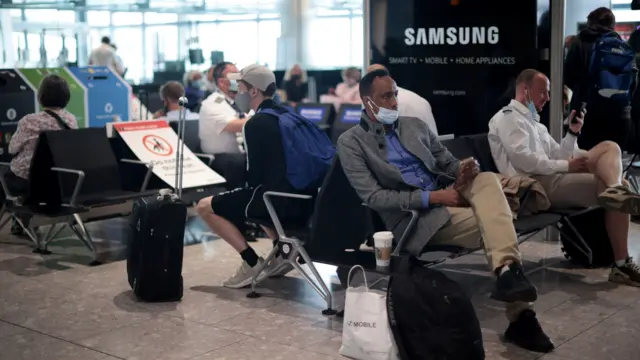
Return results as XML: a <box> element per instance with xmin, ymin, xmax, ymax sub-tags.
<box><xmin>488</xmin><ymin>68</ymin><xmax>640</xmax><ymax>286</ymax></box>
<box><xmin>199</xmin><ymin>61</ymin><xmax>250</xmax><ymax>189</ymax></box>
<box><xmin>337</xmin><ymin>69</ymin><xmax>553</xmax><ymax>353</ymax></box>
<box><xmin>196</xmin><ymin>65</ymin><xmax>316</xmax><ymax>288</ymax></box>
<box><xmin>155</xmin><ymin>81</ymin><xmax>199</xmax><ymax>121</ymax></box>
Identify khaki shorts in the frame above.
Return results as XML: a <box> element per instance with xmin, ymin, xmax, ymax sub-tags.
<box><xmin>532</xmin><ymin>174</ymin><xmax>599</xmax><ymax>209</ymax></box>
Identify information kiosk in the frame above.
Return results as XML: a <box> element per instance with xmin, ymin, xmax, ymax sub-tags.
<box><xmin>17</xmin><ymin>67</ymin><xmax>88</xmax><ymax>128</ymax></box>
<box><xmin>331</xmin><ymin>104</ymin><xmax>362</xmax><ymax>143</ymax></box>
<box><xmin>0</xmin><ymin>69</ymin><xmax>36</xmax><ymax>161</ymax></box>
<box><xmin>296</xmin><ymin>103</ymin><xmax>336</xmax><ymax>130</ymax></box>
<box><xmin>67</xmin><ymin>66</ymin><xmax>131</xmax><ymax>127</ymax></box>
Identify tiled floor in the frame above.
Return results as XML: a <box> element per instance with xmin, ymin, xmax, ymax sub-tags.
<box><xmin>1</xmin><ymin>215</ymin><xmax>640</xmax><ymax>360</ymax></box>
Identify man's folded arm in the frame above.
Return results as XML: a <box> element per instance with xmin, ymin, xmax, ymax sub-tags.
<box><xmin>337</xmin><ymin>138</ymin><xmax>425</xmax><ymax>212</ymax></box>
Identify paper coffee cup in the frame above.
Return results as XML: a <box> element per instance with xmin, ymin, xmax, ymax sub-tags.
<box><xmin>373</xmin><ymin>231</ymin><xmax>393</xmax><ymax>267</ymax></box>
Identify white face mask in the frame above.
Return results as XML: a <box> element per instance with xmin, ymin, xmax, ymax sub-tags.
<box><xmin>367</xmin><ymin>98</ymin><xmax>398</xmax><ymax>125</ymax></box>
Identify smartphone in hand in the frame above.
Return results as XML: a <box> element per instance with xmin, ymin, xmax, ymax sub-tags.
<box><xmin>572</xmin><ymin>102</ymin><xmax>587</xmax><ymax>124</ymax></box>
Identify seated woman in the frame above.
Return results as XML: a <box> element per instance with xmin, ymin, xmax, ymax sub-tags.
<box><xmin>320</xmin><ymin>67</ymin><xmax>362</xmax><ymax>110</ymax></box>
<box><xmin>283</xmin><ymin>64</ymin><xmax>308</xmax><ymax>105</ymax></box>
<box><xmin>6</xmin><ymin>74</ymin><xmax>78</xmax><ymax>235</ymax></box>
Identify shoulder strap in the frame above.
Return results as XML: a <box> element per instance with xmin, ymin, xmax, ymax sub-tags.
<box><xmin>43</xmin><ymin>110</ymin><xmax>71</xmax><ymax>130</ymax></box>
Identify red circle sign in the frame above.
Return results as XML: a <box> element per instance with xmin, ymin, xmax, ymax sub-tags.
<box><xmin>142</xmin><ymin>134</ymin><xmax>173</xmax><ymax>156</ymax></box>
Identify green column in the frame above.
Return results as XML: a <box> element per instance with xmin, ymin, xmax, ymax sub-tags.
<box><xmin>16</xmin><ymin>68</ymin><xmax>89</xmax><ymax>128</ymax></box>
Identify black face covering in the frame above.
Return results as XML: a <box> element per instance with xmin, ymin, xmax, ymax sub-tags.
<box><xmin>290</xmin><ymin>74</ymin><xmax>301</xmax><ymax>81</ymax></box>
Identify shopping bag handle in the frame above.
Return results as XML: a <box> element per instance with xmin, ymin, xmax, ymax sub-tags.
<box><xmin>347</xmin><ymin>265</ymin><xmax>369</xmax><ymax>290</ymax></box>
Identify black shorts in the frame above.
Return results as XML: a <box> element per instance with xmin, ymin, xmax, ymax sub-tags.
<box><xmin>210</xmin><ymin>187</ymin><xmax>314</xmax><ymax>229</ymax></box>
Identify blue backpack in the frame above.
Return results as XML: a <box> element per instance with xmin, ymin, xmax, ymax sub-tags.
<box><xmin>259</xmin><ymin>108</ymin><xmax>336</xmax><ymax>190</ymax></box>
<box><xmin>588</xmin><ymin>32</ymin><xmax>636</xmax><ymax>104</ymax></box>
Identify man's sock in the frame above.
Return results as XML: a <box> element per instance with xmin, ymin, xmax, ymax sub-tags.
<box><xmin>240</xmin><ymin>247</ymin><xmax>259</xmax><ymax>267</ymax></box>
<box><xmin>615</xmin><ymin>258</ymin><xmax>628</xmax><ymax>267</ymax></box>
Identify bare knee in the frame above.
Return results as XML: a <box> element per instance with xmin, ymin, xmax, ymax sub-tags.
<box><xmin>599</xmin><ymin>140</ymin><xmax>621</xmax><ymax>155</ymax></box>
<box><xmin>196</xmin><ymin>196</ymin><xmax>213</xmax><ymax>216</ymax></box>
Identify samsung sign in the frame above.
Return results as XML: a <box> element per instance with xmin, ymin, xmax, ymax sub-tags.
<box><xmin>404</xmin><ymin>26</ymin><xmax>499</xmax><ymax>46</ymax></box>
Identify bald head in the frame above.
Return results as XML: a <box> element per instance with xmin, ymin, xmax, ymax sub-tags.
<box><xmin>367</xmin><ymin>64</ymin><xmax>388</xmax><ymax>73</ymax></box>
<box><xmin>515</xmin><ymin>68</ymin><xmax>549</xmax><ymax>113</ymax></box>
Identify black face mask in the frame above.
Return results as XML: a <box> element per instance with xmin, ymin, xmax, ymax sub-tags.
<box><xmin>290</xmin><ymin>74</ymin><xmax>301</xmax><ymax>81</ymax></box>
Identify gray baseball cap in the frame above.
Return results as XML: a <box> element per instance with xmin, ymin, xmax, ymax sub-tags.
<box><xmin>227</xmin><ymin>64</ymin><xmax>276</xmax><ymax>92</ymax></box>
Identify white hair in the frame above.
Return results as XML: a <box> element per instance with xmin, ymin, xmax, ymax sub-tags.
<box><xmin>283</xmin><ymin>64</ymin><xmax>308</xmax><ymax>83</ymax></box>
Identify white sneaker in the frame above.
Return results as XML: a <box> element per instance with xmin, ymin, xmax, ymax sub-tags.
<box><xmin>223</xmin><ymin>258</ymin><xmax>268</xmax><ymax>289</ymax></box>
<box><xmin>268</xmin><ymin>256</ymin><xmax>295</xmax><ymax>278</ymax></box>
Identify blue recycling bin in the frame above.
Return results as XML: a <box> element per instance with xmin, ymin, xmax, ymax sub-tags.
<box><xmin>66</xmin><ymin>66</ymin><xmax>131</xmax><ymax>127</ymax></box>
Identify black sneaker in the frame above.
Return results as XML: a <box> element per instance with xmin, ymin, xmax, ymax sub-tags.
<box><xmin>491</xmin><ymin>262</ymin><xmax>538</xmax><ymax>303</ymax></box>
<box><xmin>10</xmin><ymin>220</ymin><xmax>25</xmax><ymax>236</ymax></box>
<box><xmin>609</xmin><ymin>257</ymin><xmax>640</xmax><ymax>287</ymax></box>
<box><xmin>505</xmin><ymin>309</ymin><xmax>554</xmax><ymax>353</ymax></box>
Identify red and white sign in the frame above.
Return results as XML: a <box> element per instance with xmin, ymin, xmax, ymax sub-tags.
<box><xmin>114</xmin><ymin>120</ymin><xmax>225</xmax><ymax>189</ymax></box>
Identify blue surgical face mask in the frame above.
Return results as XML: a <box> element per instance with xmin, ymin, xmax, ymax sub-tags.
<box><xmin>525</xmin><ymin>89</ymin><xmax>537</xmax><ymax>120</ymax></box>
<box><xmin>229</xmin><ymin>79</ymin><xmax>239</xmax><ymax>92</ymax></box>
<box><xmin>367</xmin><ymin>97</ymin><xmax>398</xmax><ymax>125</ymax></box>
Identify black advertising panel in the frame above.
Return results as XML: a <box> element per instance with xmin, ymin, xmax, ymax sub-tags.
<box><xmin>0</xmin><ymin>69</ymin><xmax>37</xmax><ymax>162</ymax></box>
<box><xmin>370</xmin><ymin>0</ymin><xmax>539</xmax><ymax>136</ymax></box>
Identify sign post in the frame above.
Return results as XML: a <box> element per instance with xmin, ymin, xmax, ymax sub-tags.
<box><xmin>114</xmin><ymin>120</ymin><xmax>226</xmax><ymax>189</ymax></box>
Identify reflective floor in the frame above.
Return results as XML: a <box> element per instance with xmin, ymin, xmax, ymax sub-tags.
<box><xmin>1</xmin><ymin>212</ymin><xmax>640</xmax><ymax>360</ymax></box>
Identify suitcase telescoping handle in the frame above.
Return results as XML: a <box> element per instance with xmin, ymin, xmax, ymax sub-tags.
<box><xmin>175</xmin><ymin>96</ymin><xmax>188</xmax><ymax>199</ymax></box>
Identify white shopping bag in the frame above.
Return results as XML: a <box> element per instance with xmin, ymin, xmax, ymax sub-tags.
<box><xmin>339</xmin><ymin>266</ymin><xmax>399</xmax><ymax>360</ymax></box>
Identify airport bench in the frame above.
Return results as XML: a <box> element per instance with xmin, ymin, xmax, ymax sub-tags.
<box><xmin>243</xmin><ymin>133</ymin><xmax>587</xmax><ymax>313</ymax></box>
<box><xmin>0</xmin><ymin>128</ymin><xmax>155</xmax><ymax>265</ymax></box>
<box><xmin>444</xmin><ymin>133</ymin><xmax>596</xmax><ymax>264</ymax></box>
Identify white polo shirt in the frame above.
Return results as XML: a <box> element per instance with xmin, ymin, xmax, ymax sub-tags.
<box><xmin>397</xmin><ymin>86</ymin><xmax>439</xmax><ymax>135</ymax></box>
<box><xmin>198</xmin><ymin>91</ymin><xmax>244</xmax><ymax>154</ymax></box>
<box><xmin>488</xmin><ymin>99</ymin><xmax>578</xmax><ymax>177</ymax></box>
<box><xmin>161</xmin><ymin>109</ymin><xmax>199</xmax><ymax>122</ymax></box>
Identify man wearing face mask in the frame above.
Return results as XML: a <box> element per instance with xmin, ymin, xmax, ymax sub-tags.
<box><xmin>198</xmin><ymin>61</ymin><xmax>250</xmax><ymax>189</ymax></box>
<box><xmin>196</xmin><ymin>64</ymin><xmax>317</xmax><ymax>288</ymax></box>
<box><xmin>489</xmin><ymin>69</ymin><xmax>640</xmax><ymax>288</ymax></box>
<box><xmin>338</xmin><ymin>69</ymin><xmax>553</xmax><ymax>353</ymax></box>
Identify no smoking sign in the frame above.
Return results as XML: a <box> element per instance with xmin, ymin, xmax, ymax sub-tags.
<box><xmin>142</xmin><ymin>134</ymin><xmax>173</xmax><ymax>156</ymax></box>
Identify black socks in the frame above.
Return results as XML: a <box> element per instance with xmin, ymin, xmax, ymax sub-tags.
<box><xmin>240</xmin><ymin>247</ymin><xmax>259</xmax><ymax>267</ymax></box>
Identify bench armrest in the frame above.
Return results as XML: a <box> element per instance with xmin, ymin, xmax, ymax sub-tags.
<box><xmin>0</xmin><ymin>162</ymin><xmax>18</xmax><ymax>202</ymax></box>
<box><xmin>263</xmin><ymin>191</ymin><xmax>313</xmax><ymax>239</ymax></box>
<box><xmin>51</xmin><ymin>167</ymin><xmax>85</xmax><ymax>207</ymax></box>
<box><xmin>193</xmin><ymin>153</ymin><xmax>215</xmax><ymax>167</ymax></box>
<box><xmin>392</xmin><ymin>209</ymin><xmax>419</xmax><ymax>256</ymax></box>
<box><xmin>120</xmin><ymin>158</ymin><xmax>154</xmax><ymax>192</ymax></box>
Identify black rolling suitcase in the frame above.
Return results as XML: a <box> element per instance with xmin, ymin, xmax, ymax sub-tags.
<box><xmin>127</xmin><ymin>96</ymin><xmax>190</xmax><ymax>302</ymax></box>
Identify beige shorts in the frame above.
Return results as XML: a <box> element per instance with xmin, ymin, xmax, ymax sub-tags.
<box><xmin>531</xmin><ymin>173</ymin><xmax>599</xmax><ymax>209</ymax></box>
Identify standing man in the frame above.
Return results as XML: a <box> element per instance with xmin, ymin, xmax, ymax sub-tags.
<box><xmin>489</xmin><ymin>69</ymin><xmax>640</xmax><ymax>287</ymax></box>
<box><xmin>338</xmin><ymin>68</ymin><xmax>553</xmax><ymax>353</ymax></box>
<box><xmin>564</xmin><ymin>7</ymin><xmax>635</xmax><ymax>150</ymax></box>
<box><xmin>198</xmin><ymin>61</ymin><xmax>249</xmax><ymax>189</ymax></box>
<box><xmin>89</xmin><ymin>36</ymin><xmax>124</xmax><ymax>76</ymax></box>
<box><xmin>366</xmin><ymin>64</ymin><xmax>439</xmax><ymax>135</ymax></box>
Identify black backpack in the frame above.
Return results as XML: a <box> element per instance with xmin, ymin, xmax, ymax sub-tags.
<box><xmin>387</xmin><ymin>257</ymin><xmax>485</xmax><ymax>360</ymax></box>
<box><xmin>559</xmin><ymin>207</ymin><xmax>614</xmax><ymax>268</ymax></box>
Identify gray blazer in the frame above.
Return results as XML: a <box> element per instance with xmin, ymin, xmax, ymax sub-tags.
<box><xmin>337</xmin><ymin>111</ymin><xmax>461</xmax><ymax>254</ymax></box>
